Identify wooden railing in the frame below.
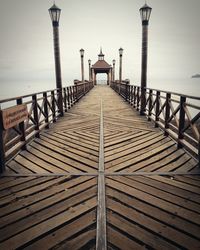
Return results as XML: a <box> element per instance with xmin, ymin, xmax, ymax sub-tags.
<box><xmin>0</xmin><ymin>81</ymin><xmax>93</xmax><ymax>173</ymax></box>
<box><xmin>111</xmin><ymin>81</ymin><xmax>200</xmax><ymax>165</ymax></box>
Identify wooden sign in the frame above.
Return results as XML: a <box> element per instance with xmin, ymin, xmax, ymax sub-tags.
<box><xmin>1</xmin><ymin>104</ymin><xmax>28</xmax><ymax>130</ymax></box>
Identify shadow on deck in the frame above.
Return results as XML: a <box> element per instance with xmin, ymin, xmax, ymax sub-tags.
<box><xmin>0</xmin><ymin>86</ymin><xmax>200</xmax><ymax>249</ymax></box>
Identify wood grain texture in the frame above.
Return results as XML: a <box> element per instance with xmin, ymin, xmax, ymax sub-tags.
<box><xmin>0</xmin><ymin>85</ymin><xmax>199</xmax><ymax>249</ymax></box>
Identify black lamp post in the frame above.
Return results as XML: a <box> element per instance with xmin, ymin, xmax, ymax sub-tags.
<box><xmin>49</xmin><ymin>3</ymin><xmax>63</xmax><ymax>116</ymax></box>
<box><xmin>112</xmin><ymin>59</ymin><xmax>116</xmax><ymax>82</ymax></box>
<box><xmin>88</xmin><ymin>59</ymin><xmax>91</xmax><ymax>81</ymax></box>
<box><xmin>119</xmin><ymin>48</ymin><xmax>123</xmax><ymax>83</ymax></box>
<box><xmin>80</xmin><ymin>49</ymin><xmax>85</xmax><ymax>83</ymax></box>
<box><xmin>139</xmin><ymin>3</ymin><xmax>152</xmax><ymax>115</ymax></box>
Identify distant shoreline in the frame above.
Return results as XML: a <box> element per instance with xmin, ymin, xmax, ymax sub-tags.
<box><xmin>191</xmin><ymin>74</ymin><xmax>200</xmax><ymax>78</ymax></box>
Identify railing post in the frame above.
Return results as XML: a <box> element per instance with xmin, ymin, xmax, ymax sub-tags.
<box><xmin>0</xmin><ymin>116</ymin><xmax>5</xmax><ymax>173</ymax></box>
<box><xmin>136</xmin><ymin>87</ymin><xmax>140</xmax><ymax>111</ymax></box>
<box><xmin>16</xmin><ymin>98</ymin><xmax>27</xmax><ymax>149</ymax></box>
<box><xmin>148</xmin><ymin>89</ymin><xmax>153</xmax><ymax>121</ymax></box>
<box><xmin>164</xmin><ymin>93</ymin><xmax>171</xmax><ymax>136</ymax></box>
<box><xmin>58</xmin><ymin>88</ymin><xmax>64</xmax><ymax>117</ymax></box>
<box><xmin>133</xmin><ymin>86</ymin><xmax>136</xmax><ymax>108</ymax></box>
<box><xmin>43</xmin><ymin>92</ymin><xmax>49</xmax><ymax>129</ymax></box>
<box><xmin>125</xmin><ymin>80</ymin><xmax>130</xmax><ymax>102</ymax></box>
<box><xmin>74</xmin><ymin>83</ymin><xmax>78</xmax><ymax>102</ymax></box>
<box><xmin>51</xmin><ymin>91</ymin><xmax>56</xmax><ymax>122</ymax></box>
<box><xmin>70</xmin><ymin>86</ymin><xmax>73</xmax><ymax>105</ymax></box>
<box><xmin>63</xmin><ymin>88</ymin><xmax>67</xmax><ymax>112</ymax></box>
<box><xmin>155</xmin><ymin>91</ymin><xmax>160</xmax><ymax>127</ymax></box>
<box><xmin>32</xmin><ymin>95</ymin><xmax>40</xmax><ymax>138</ymax></box>
<box><xmin>67</xmin><ymin>87</ymin><xmax>71</xmax><ymax>109</ymax></box>
<box><xmin>178</xmin><ymin>96</ymin><xmax>186</xmax><ymax>148</ymax></box>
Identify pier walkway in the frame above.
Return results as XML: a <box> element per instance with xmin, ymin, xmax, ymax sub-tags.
<box><xmin>0</xmin><ymin>85</ymin><xmax>200</xmax><ymax>249</ymax></box>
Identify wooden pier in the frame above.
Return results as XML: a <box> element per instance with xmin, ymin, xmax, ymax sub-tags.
<box><xmin>0</xmin><ymin>85</ymin><xmax>200</xmax><ymax>249</ymax></box>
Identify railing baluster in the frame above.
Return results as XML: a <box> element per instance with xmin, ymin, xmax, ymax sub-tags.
<box><xmin>51</xmin><ymin>90</ymin><xmax>56</xmax><ymax>122</ymax></box>
<box><xmin>64</xmin><ymin>88</ymin><xmax>67</xmax><ymax>112</ymax></box>
<box><xmin>32</xmin><ymin>95</ymin><xmax>40</xmax><ymax>138</ymax></box>
<box><xmin>73</xmin><ymin>86</ymin><xmax>76</xmax><ymax>103</ymax></box>
<box><xmin>43</xmin><ymin>92</ymin><xmax>49</xmax><ymax>129</ymax></box>
<box><xmin>67</xmin><ymin>87</ymin><xmax>70</xmax><ymax>109</ymax></box>
<box><xmin>178</xmin><ymin>96</ymin><xmax>186</xmax><ymax>148</ymax></box>
<box><xmin>136</xmin><ymin>87</ymin><xmax>140</xmax><ymax>111</ymax></box>
<box><xmin>148</xmin><ymin>89</ymin><xmax>153</xmax><ymax>121</ymax></box>
<box><xmin>155</xmin><ymin>91</ymin><xmax>160</xmax><ymax>127</ymax></box>
<box><xmin>70</xmin><ymin>86</ymin><xmax>73</xmax><ymax>106</ymax></box>
<box><xmin>16</xmin><ymin>98</ymin><xmax>27</xmax><ymax>149</ymax></box>
<box><xmin>164</xmin><ymin>93</ymin><xmax>171</xmax><ymax>136</ymax></box>
<box><xmin>133</xmin><ymin>86</ymin><xmax>136</xmax><ymax>108</ymax></box>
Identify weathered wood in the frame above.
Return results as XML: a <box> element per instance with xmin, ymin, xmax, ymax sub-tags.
<box><xmin>96</xmin><ymin>100</ymin><xmax>107</xmax><ymax>250</ymax></box>
<box><xmin>0</xmin><ymin>85</ymin><xmax>199</xmax><ymax>249</ymax></box>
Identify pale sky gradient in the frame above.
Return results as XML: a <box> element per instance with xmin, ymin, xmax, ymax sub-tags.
<box><xmin>0</xmin><ymin>0</ymin><xmax>199</xmax><ymax>93</ymax></box>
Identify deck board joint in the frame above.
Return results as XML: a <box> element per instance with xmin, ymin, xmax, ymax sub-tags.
<box><xmin>96</xmin><ymin>99</ymin><xmax>107</xmax><ymax>250</ymax></box>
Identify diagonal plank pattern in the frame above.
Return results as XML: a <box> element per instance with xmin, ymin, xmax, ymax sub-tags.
<box><xmin>0</xmin><ymin>85</ymin><xmax>200</xmax><ymax>249</ymax></box>
<box><xmin>103</xmin><ymin>88</ymin><xmax>198</xmax><ymax>173</ymax></box>
<box><xmin>0</xmin><ymin>176</ymin><xmax>97</xmax><ymax>249</ymax></box>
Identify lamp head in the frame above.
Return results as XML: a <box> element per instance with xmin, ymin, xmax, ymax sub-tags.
<box><xmin>119</xmin><ymin>48</ymin><xmax>123</xmax><ymax>56</ymax></box>
<box><xmin>49</xmin><ymin>4</ymin><xmax>61</xmax><ymax>26</ymax></box>
<box><xmin>80</xmin><ymin>48</ymin><xmax>85</xmax><ymax>57</ymax></box>
<box><xmin>139</xmin><ymin>3</ymin><xmax>152</xmax><ymax>25</ymax></box>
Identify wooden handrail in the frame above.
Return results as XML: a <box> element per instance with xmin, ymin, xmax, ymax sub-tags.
<box><xmin>0</xmin><ymin>81</ymin><xmax>94</xmax><ymax>173</ymax></box>
<box><xmin>110</xmin><ymin>81</ymin><xmax>200</xmax><ymax>165</ymax></box>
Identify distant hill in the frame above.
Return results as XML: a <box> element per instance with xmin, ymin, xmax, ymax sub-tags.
<box><xmin>192</xmin><ymin>74</ymin><xmax>200</xmax><ymax>78</ymax></box>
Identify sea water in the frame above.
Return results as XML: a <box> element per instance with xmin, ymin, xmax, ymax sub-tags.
<box><xmin>0</xmin><ymin>77</ymin><xmax>199</xmax><ymax>100</ymax></box>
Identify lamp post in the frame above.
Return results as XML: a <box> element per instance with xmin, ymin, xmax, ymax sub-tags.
<box><xmin>80</xmin><ymin>49</ymin><xmax>85</xmax><ymax>83</ymax></box>
<box><xmin>88</xmin><ymin>59</ymin><xmax>91</xmax><ymax>81</ymax></box>
<box><xmin>119</xmin><ymin>48</ymin><xmax>123</xmax><ymax>83</ymax></box>
<box><xmin>49</xmin><ymin>3</ymin><xmax>63</xmax><ymax>116</ymax></box>
<box><xmin>139</xmin><ymin>3</ymin><xmax>152</xmax><ymax>115</ymax></box>
<box><xmin>112</xmin><ymin>59</ymin><xmax>116</xmax><ymax>82</ymax></box>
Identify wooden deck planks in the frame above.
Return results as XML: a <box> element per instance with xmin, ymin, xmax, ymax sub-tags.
<box><xmin>0</xmin><ymin>85</ymin><xmax>200</xmax><ymax>249</ymax></box>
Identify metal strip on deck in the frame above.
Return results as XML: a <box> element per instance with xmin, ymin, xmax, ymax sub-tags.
<box><xmin>96</xmin><ymin>99</ymin><xmax>107</xmax><ymax>250</ymax></box>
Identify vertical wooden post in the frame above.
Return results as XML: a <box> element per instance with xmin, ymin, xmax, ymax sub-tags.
<box><xmin>63</xmin><ymin>88</ymin><xmax>67</xmax><ymax>112</ymax></box>
<box><xmin>164</xmin><ymin>93</ymin><xmax>171</xmax><ymax>136</ymax></box>
<box><xmin>51</xmin><ymin>91</ymin><xmax>56</xmax><ymax>122</ymax></box>
<box><xmin>125</xmin><ymin>80</ymin><xmax>130</xmax><ymax>102</ymax></box>
<box><xmin>43</xmin><ymin>92</ymin><xmax>49</xmax><ymax>129</ymax></box>
<box><xmin>70</xmin><ymin>86</ymin><xmax>73</xmax><ymax>105</ymax></box>
<box><xmin>178</xmin><ymin>96</ymin><xmax>186</xmax><ymax>148</ymax></box>
<box><xmin>74</xmin><ymin>83</ymin><xmax>78</xmax><ymax>102</ymax></box>
<box><xmin>155</xmin><ymin>91</ymin><xmax>160</xmax><ymax>127</ymax></box>
<box><xmin>17</xmin><ymin>98</ymin><xmax>27</xmax><ymax>149</ymax></box>
<box><xmin>133</xmin><ymin>86</ymin><xmax>136</xmax><ymax>108</ymax></box>
<box><xmin>32</xmin><ymin>95</ymin><xmax>40</xmax><ymax>138</ymax></box>
<box><xmin>148</xmin><ymin>89</ymin><xmax>153</xmax><ymax>121</ymax></box>
<box><xmin>67</xmin><ymin>87</ymin><xmax>70</xmax><ymax>109</ymax></box>
<box><xmin>0</xmin><ymin>114</ymin><xmax>5</xmax><ymax>173</ymax></box>
<box><xmin>73</xmin><ymin>86</ymin><xmax>76</xmax><ymax>102</ymax></box>
<box><xmin>136</xmin><ymin>87</ymin><xmax>140</xmax><ymax>111</ymax></box>
<box><xmin>130</xmin><ymin>86</ymin><xmax>133</xmax><ymax>105</ymax></box>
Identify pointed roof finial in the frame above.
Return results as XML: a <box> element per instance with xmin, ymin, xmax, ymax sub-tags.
<box><xmin>100</xmin><ymin>47</ymin><xmax>103</xmax><ymax>54</ymax></box>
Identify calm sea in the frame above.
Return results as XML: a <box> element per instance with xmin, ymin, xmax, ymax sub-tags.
<box><xmin>0</xmin><ymin>77</ymin><xmax>199</xmax><ymax>100</ymax></box>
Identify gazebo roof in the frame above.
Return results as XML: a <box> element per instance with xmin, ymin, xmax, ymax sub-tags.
<box><xmin>91</xmin><ymin>60</ymin><xmax>111</xmax><ymax>69</ymax></box>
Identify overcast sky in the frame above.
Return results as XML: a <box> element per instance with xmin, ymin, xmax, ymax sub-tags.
<box><xmin>0</xmin><ymin>0</ymin><xmax>199</xmax><ymax>91</ymax></box>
